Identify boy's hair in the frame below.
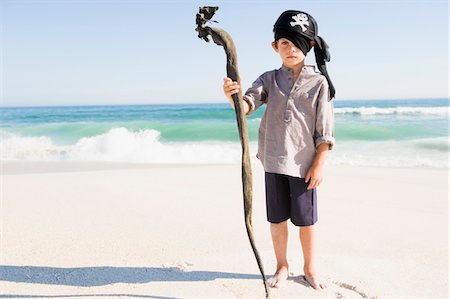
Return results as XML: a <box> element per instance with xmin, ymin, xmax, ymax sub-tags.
<box><xmin>273</xmin><ymin>10</ymin><xmax>336</xmax><ymax>99</ymax></box>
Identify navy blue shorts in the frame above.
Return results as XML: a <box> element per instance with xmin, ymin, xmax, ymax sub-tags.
<box><xmin>265</xmin><ymin>172</ymin><xmax>318</xmax><ymax>227</ymax></box>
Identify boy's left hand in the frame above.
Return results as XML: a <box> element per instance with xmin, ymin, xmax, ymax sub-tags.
<box><xmin>305</xmin><ymin>163</ymin><xmax>324</xmax><ymax>190</ymax></box>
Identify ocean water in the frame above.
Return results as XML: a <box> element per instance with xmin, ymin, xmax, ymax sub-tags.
<box><xmin>0</xmin><ymin>99</ymin><xmax>448</xmax><ymax>168</ymax></box>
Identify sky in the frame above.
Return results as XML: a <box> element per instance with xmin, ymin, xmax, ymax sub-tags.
<box><xmin>1</xmin><ymin>0</ymin><xmax>449</xmax><ymax>106</ymax></box>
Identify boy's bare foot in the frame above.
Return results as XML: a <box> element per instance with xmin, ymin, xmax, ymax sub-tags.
<box><xmin>268</xmin><ymin>266</ymin><xmax>289</xmax><ymax>288</ymax></box>
<box><xmin>303</xmin><ymin>274</ymin><xmax>327</xmax><ymax>290</ymax></box>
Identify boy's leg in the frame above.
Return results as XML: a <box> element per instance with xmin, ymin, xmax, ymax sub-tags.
<box><xmin>269</xmin><ymin>220</ymin><xmax>289</xmax><ymax>288</ymax></box>
<box><xmin>265</xmin><ymin>172</ymin><xmax>291</xmax><ymax>288</ymax></box>
<box><xmin>286</xmin><ymin>176</ymin><xmax>325</xmax><ymax>289</ymax></box>
<box><xmin>299</xmin><ymin>225</ymin><xmax>326</xmax><ymax>289</ymax></box>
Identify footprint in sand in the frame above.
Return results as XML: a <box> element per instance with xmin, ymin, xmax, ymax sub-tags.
<box><xmin>332</xmin><ymin>280</ymin><xmax>380</xmax><ymax>299</ymax></box>
<box><xmin>291</xmin><ymin>276</ymin><xmax>379</xmax><ymax>299</ymax></box>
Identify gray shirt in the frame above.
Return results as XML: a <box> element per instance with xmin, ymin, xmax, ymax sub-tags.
<box><xmin>244</xmin><ymin>65</ymin><xmax>335</xmax><ymax>178</ymax></box>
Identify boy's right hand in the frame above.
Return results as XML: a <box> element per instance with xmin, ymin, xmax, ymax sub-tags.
<box><xmin>223</xmin><ymin>77</ymin><xmax>240</xmax><ymax>100</ymax></box>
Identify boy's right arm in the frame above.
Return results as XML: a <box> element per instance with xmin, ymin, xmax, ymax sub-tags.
<box><xmin>223</xmin><ymin>77</ymin><xmax>250</xmax><ymax>115</ymax></box>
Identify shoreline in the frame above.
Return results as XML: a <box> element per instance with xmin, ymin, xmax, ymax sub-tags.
<box><xmin>1</xmin><ymin>160</ymin><xmax>448</xmax><ymax>175</ymax></box>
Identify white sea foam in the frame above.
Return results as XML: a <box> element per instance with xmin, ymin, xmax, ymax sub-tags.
<box><xmin>0</xmin><ymin>128</ymin><xmax>251</xmax><ymax>164</ymax></box>
<box><xmin>334</xmin><ymin>106</ymin><xmax>449</xmax><ymax>116</ymax></box>
<box><xmin>328</xmin><ymin>137</ymin><xmax>449</xmax><ymax>168</ymax></box>
<box><xmin>0</xmin><ymin>128</ymin><xmax>447</xmax><ymax>168</ymax></box>
<box><xmin>0</xmin><ymin>135</ymin><xmax>69</xmax><ymax>161</ymax></box>
<box><xmin>68</xmin><ymin>127</ymin><xmax>249</xmax><ymax>164</ymax></box>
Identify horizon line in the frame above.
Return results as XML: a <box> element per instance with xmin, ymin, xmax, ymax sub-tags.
<box><xmin>1</xmin><ymin>97</ymin><xmax>449</xmax><ymax>109</ymax></box>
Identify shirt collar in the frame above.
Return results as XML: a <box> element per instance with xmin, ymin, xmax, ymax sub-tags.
<box><xmin>280</xmin><ymin>64</ymin><xmax>316</xmax><ymax>75</ymax></box>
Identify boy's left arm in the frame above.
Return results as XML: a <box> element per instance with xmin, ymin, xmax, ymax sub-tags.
<box><xmin>306</xmin><ymin>80</ymin><xmax>335</xmax><ymax>190</ymax></box>
<box><xmin>305</xmin><ymin>143</ymin><xmax>331</xmax><ymax>190</ymax></box>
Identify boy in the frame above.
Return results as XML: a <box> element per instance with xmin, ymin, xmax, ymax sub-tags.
<box><xmin>223</xmin><ymin>10</ymin><xmax>335</xmax><ymax>290</ymax></box>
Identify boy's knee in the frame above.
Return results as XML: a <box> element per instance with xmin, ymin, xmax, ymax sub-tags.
<box><xmin>270</xmin><ymin>220</ymin><xmax>289</xmax><ymax>232</ymax></box>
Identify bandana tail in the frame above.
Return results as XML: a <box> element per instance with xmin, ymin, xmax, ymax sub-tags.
<box><xmin>314</xmin><ymin>35</ymin><xmax>335</xmax><ymax>100</ymax></box>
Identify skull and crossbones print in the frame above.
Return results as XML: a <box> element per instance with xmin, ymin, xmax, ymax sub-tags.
<box><xmin>290</xmin><ymin>13</ymin><xmax>309</xmax><ymax>32</ymax></box>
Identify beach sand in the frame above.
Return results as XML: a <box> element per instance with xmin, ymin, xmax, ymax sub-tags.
<box><xmin>1</xmin><ymin>161</ymin><xmax>448</xmax><ymax>298</ymax></box>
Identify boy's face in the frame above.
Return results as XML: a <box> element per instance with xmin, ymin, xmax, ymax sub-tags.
<box><xmin>272</xmin><ymin>38</ymin><xmax>306</xmax><ymax>69</ymax></box>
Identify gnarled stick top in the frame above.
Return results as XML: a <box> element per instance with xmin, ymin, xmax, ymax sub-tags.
<box><xmin>195</xmin><ymin>6</ymin><xmax>219</xmax><ymax>42</ymax></box>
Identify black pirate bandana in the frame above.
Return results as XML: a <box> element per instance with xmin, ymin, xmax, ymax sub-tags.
<box><xmin>273</xmin><ymin>10</ymin><xmax>336</xmax><ymax>99</ymax></box>
<box><xmin>274</xmin><ymin>10</ymin><xmax>318</xmax><ymax>40</ymax></box>
<box><xmin>274</xmin><ymin>28</ymin><xmax>312</xmax><ymax>56</ymax></box>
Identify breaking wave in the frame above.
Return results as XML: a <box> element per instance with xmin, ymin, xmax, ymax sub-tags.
<box><xmin>1</xmin><ymin>127</ymin><xmax>447</xmax><ymax>168</ymax></box>
<box><xmin>0</xmin><ymin>128</ymin><xmax>249</xmax><ymax>164</ymax></box>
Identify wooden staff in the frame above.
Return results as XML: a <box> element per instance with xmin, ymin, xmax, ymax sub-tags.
<box><xmin>195</xmin><ymin>6</ymin><xmax>269</xmax><ymax>298</ymax></box>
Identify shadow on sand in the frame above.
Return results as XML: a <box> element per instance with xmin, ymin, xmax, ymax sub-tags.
<box><xmin>0</xmin><ymin>265</ymin><xmax>261</xmax><ymax>298</ymax></box>
<box><xmin>0</xmin><ymin>265</ymin><xmax>261</xmax><ymax>286</ymax></box>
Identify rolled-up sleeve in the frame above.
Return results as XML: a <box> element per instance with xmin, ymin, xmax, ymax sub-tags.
<box><xmin>243</xmin><ymin>74</ymin><xmax>267</xmax><ymax>115</ymax></box>
<box><xmin>314</xmin><ymin>80</ymin><xmax>335</xmax><ymax>149</ymax></box>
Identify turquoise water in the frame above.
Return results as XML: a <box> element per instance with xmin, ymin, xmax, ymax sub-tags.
<box><xmin>1</xmin><ymin>99</ymin><xmax>448</xmax><ymax>167</ymax></box>
<box><xmin>1</xmin><ymin>104</ymin><xmax>263</xmax><ymax>144</ymax></box>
